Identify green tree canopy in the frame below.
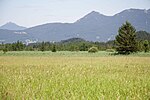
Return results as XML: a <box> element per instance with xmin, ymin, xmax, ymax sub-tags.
<box><xmin>52</xmin><ymin>44</ymin><xmax>56</xmax><ymax>52</ymax></box>
<box><xmin>115</xmin><ymin>21</ymin><xmax>138</xmax><ymax>54</ymax></box>
<box><xmin>40</xmin><ymin>41</ymin><xmax>45</xmax><ymax>52</ymax></box>
<box><xmin>143</xmin><ymin>40</ymin><xmax>149</xmax><ymax>52</ymax></box>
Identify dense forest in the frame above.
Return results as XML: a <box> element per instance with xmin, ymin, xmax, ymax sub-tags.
<box><xmin>0</xmin><ymin>31</ymin><xmax>150</xmax><ymax>53</ymax></box>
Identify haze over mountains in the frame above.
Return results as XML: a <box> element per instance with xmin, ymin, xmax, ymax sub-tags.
<box><xmin>0</xmin><ymin>22</ymin><xmax>26</xmax><ymax>30</ymax></box>
<box><xmin>0</xmin><ymin>8</ymin><xmax>150</xmax><ymax>43</ymax></box>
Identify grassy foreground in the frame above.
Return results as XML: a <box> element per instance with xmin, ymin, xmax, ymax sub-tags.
<box><xmin>0</xmin><ymin>51</ymin><xmax>150</xmax><ymax>99</ymax></box>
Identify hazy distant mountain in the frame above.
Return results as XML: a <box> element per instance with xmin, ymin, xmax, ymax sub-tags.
<box><xmin>0</xmin><ymin>22</ymin><xmax>26</xmax><ymax>30</ymax></box>
<box><xmin>0</xmin><ymin>8</ymin><xmax>150</xmax><ymax>43</ymax></box>
<box><xmin>0</xmin><ymin>29</ymin><xmax>32</xmax><ymax>43</ymax></box>
<box><xmin>60</xmin><ymin>38</ymin><xmax>86</xmax><ymax>44</ymax></box>
<box><xmin>136</xmin><ymin>31</ymin><xmax>150</xmax><ymax>41</ymax></box>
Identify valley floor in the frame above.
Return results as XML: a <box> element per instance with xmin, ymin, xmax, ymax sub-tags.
<box><xmin>0</xmin><ymin>51</ymin><xmax>150</xmax><ymax>99</ymax></box>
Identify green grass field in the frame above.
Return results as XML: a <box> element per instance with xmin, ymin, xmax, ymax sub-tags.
<box><xmin>0</xmin><ymin>51</ymin><xmax>150</xmax><ymax>99</ymax></box>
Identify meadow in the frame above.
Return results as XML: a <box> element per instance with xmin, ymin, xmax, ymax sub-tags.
<box><xmin>0</xmin><ymin>51</ymin><xmax>150</xmax><ymax>99</ymax></box>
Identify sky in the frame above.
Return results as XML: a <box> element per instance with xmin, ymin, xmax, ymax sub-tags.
<box><xmin>0</xmin><ymin>0</ymin><xmax>150</xmax><ymax>27</ymax></box>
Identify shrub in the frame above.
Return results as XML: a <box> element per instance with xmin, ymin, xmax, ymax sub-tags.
<box><xmin>88</xmin><ymin>47</ymin><xmax>98</xmax><ymax>53</ymax></box>
<box><xmin>143</xmin><ymin>40</ymin><xmax>149</xmax><ymax>52</ymax></box>
<box><xmin>106</xmin><ymin>49</ymin><xmax>115</xmax><ymax>52</ymax></box>
<box><xmin>3</xmin><ymin>47</ymin><xmax>8</xmax><ymax>54</ymax></box>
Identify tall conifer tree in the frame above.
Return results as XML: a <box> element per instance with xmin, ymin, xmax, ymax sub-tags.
<box><xmin>115</xmin><ymin>21</ymin><xmax>138</xmax><ymax>54</ymax></box>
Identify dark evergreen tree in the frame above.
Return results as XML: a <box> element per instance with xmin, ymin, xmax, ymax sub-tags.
<box><xmin>12</xmin><ymin>43</ymin><xmax>17</xmax><ymax>51</ymax></box>
<box><xmin>143</xmin><ymin>40</ymin><xmax>149</xmax><ymax>52</ymax></box>
<box><xmin>52</xmin><ymin>44</ymin><xmax>56</xmax><ymax>52</ymax></box>
<box><xmin>137</xmin><ymin>40</ymin><xmax>144</xmax><ymax>52</ymax></box>
<box><xmin>3</xmin><ymin>45</ymin><xmax>8</xmax><ymax>54</ymax></box>
<box><xmin>16</xmin><ymin>41</ymin><xmax>20</xmax><ymax>51</ymax></box>
<box><xmin>115</xmin><ymin>21</ymin><xmax>138</xmax><ymax>54</ymax></box>
<box><xmin>40</xmin><ymin>41</ymin><xmax>45</xmax><ymax>52</ymax></box>
<box><xmin>79</xmin><ymin>43</ymin><xmax>88</xmax><ymax>51</ymax></box>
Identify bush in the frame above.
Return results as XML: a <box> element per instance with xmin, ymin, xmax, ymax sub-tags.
<box><xmin>88</xmin><ymin>47</ymin><xmax>98</xmax><ymax>53</ymax></box>
<box><xmin>106</xmin><ymin>49</ymin><xmax>115</xmax><ymax>52</ymax></box>
<box><xmin>3</xmin><ymin>47</ymin><xmax>8</xmax><ymax>54</ymax></box>
<box><xmin>143</xmin><ymin>40</ymin><xmax>149</xmax><ymax>52</ymax></box>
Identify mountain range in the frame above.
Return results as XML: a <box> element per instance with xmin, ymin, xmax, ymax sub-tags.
<box><xmin>0</xmin><ymin>8</ymin><xmax>150</xmax><ymax>43</ymax></box>
<box><xmin>0</xmin><ymin>22</ymin><xmax>26</xmax><ymax>30</ymax></box>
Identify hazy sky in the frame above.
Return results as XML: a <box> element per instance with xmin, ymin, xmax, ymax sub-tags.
<box><xmin>0</xmin><ymin>0</ymin><xmax>150</xmax><ymax>27</ymax></box>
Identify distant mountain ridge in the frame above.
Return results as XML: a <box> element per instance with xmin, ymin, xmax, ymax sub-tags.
<box><xmin>136</xmin><ymin>31</ymin><xmax>150</xmax><ymax>41</ymax></box>
<box><xmin>60</xmin><ymin>38</ymin><xmax>86</xmax><ymax>44</ymax></box>
<box><xmin>0</xmin><ymin>22</ymin><xmax>26</xmax><ymax>30</ymax></box>
<box><xmin>0</xmin><ymin>8</ymin><xmax>150</xmax><ymax>43</ymax></box>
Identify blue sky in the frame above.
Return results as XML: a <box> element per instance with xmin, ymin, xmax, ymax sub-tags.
<box><xmin>0</xmin><ymin>0</ymin><xmax>150</xmax><ymax>27</ymax></box>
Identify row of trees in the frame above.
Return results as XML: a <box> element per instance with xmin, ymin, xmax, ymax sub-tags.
<box><xmin>0</xmin><ymin>21</ymin><xmax>150</xmax><ymax>54</ymax></box>
<box><xmin>1</xmin><ymin>41</ymin><xmax>25</xmax><ymax>53</ymax></box>
<box><xmin>0</xmin><ymin>39</ymin><xmax>149</xmax><ymax>54</ymax></box>
<box><xmin>0</xmin><ymin>40</ymin><xmax>115</xmax><ymax>53</ymax></box>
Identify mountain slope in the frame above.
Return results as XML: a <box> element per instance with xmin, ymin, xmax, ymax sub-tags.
<box><xmin>25</xmin><ymin>8</ymin><xmax>150</xmax><ymax>42</ymax></box>
<box><xmin>0</xmin><ymin>29</ymin><xmax>31</xmax><ymax>43</ymax></box>
<box><xmin>0</xmin><ymin>8</ymin><xmax>150</xmax><ymax>43</ymax></box>
<box><xmin>0</xmin><ymin>22</ymin><xmax>26</xmax><ymax>30</ymax></box>
<box><xmin>136</xmin><ymin>31</ymin><xmax>150</xmax><ymax>40</ymax></box>
<box><xmin>60</xmin><ymin>38</ymin><xmax>86</xmax><ymax>44</ymax></box>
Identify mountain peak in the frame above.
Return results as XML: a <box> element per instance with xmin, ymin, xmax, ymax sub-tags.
<box><xmin>0</xmin><ymin>22</ymin><xmax>26</xmax><ymax>30</ymax></box>
<box><xmin>75</xmin><ymin>11</ymin><xmax>107</xmax><ymax>23</ymax></box>
<box><xmin>114</xmin><ymin>8</ymin><xmax>149</xmax><ymax>16</ymax></box>
<box><xmin>86</xmin><ymin>11</ymin><xmax>106</xmax><ymax>17</ymax></box>
<box><xmin>147</xmin><ymin>9</ymin><xmax>150</xmax><ymax>13</ymax></box>
<box><xmin>7</xmin><ymin>22</ymin><xmax>15</xmax><ymax>24</ymax></box>
<box><xmin>89</xmin><ymin>11</ymin><xmax>100</xmax><ymax>15</ymax></box>
<box><xmin>0</xmin><ymin>8</ymin><xmax>150</xmax><ymax>43</ymax></box>
<box><xmin>5</xmin><ymin>22</ymin><xmax>18</xmax><ymax>26</ymax></box>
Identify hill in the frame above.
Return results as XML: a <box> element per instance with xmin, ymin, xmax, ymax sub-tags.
<box><xmin>136</xmin><ymin>31</ymin><xmax>150</xmax><ymax>41</ymax></box>
<box><xmin>0</xmin><ymin>22</ymin><xmax>26</xmax><ymax>30</ymax></box>
<box><xmin>0</xmin><ymin>8</ymin><xmax>150</xmax><ymax>43</ymax></box>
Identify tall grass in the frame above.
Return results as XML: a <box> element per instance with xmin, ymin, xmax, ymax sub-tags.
<box><xmin>0</xmin><ymin>51</ymin><xmax>150</xmax><ymax>57</ymax></box>
<box><xmin>0</xmin><ymin>52</ymin><xmax>150</xmax><ymax>99</ymax></box>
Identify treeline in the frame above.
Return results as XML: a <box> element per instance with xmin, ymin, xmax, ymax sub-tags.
<box><xmin>0</xmin><ymin>39</ymin><xmax>115</xmax><ymax>52</ymax></box>
<box><xmin>0</xmin><ymin>41</ymin><xmax>25</xmax><ymax>53</ymax></box>
<box><xmin>0</xmin><ymin>31</ymin><xmax>150</xmax><ymax>53</ymax></box>
<box><xmin>136</xmin><ymin>31</ymin><xmax>150</xmax><ymax>52</ymax></box>
<box><xmin>0</xmin><ymin>38</ymin><xmax>149</xmax><ymax>53</ymax></box>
